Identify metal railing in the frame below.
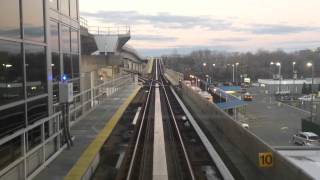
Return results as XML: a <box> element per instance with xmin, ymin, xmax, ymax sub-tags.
<box><xmin>88</xmin><ymin>25</ymin><xmax>130</xmax><ymax>36</ymax></box>
<box><xmin>0</xmin><ymin>74</ymin><xmax>134</xmax><ymax>179</ymax></box>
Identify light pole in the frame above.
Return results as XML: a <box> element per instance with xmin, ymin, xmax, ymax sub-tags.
<box><xmin>276</xmin><ymin>62</ymin><xmax>281</xmax><ymax>94</ymax></box>
<box><xmin>307</xmin><ymin>62</ymin><xmax>314</xmax><ymax>121</ymax></box>
<box><xmin>292</xmin><ymin>61</ymin><xmax>296</xmax><ymax>94</ymax></box>
<box><xmin>232</xmin><ymin>64</ymin><xmax>235</xmax><ymax>83</ymax></box>
<box><xmin>212</xmin><ymin>63</ymin><xmax>215</xmax><ymax>84</ymax></box>
<box><xmin>235</xmin><ymin>62</ymin><xmax>239</xmax><ymax>84</ymax></box>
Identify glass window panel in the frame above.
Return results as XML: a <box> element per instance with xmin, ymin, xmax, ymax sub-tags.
<box><xmin>0</xmin><ymin>1</ymin><xmax>21</xmax><ymax>38</ymax></box>
<box><xmin>50</xmin><ymin>21</ymin><xmax>59</xmax><ymax>52</ymax></box>
<box><xmin>53</xmin><ymin>83</ymin><xmax>59</xmax><ymax>103</ymax></box>
<box><xmin>71</xmin><ymin>30</ymin><xmax>78</xmax><ymax>53</ymax></box>
<box><xmin>70</xmin><ymin>0</ymin><xmax>77</xmax><ymax>19</ymax></box>
<box><xmin>0</xmin><ymin>105</ymin><xmax>25</xmax><ymax>138</ymax></box>
<box><xmin>49</xmin><ymin>0</ymin><xmax>58</xmax><ymax>10</ymax></box>
<box><xmin>0</xmin><ymin>136</ymin><xmax>22</xmax><ymax>171</ymax></box>
<box><xmin>27</xmin><ymin>126</ymin><xmax>42</xmax><ymax>151</ymax></box>
<box><xmin>63</xmin><ymin>54</ymin><xmax>71</xmax><ymax>78</ymax></box>
<box><xmin>0</xmin><ymin>40</ymin><xmax>24</xmax><ymax>106</ymax></box>
<box><xmin>23</xmin><ymin>0</ymin><xmax>44</xmax><ymax>42</ymax></box>
<box><xmin>61</xmin><ymin>0</ymin><xmax>70</xmax><ymax>16</ymax></box>
<box><xmin>25</xmin><ymin>45</ymin><xmax>47</xmax><ymax>97</ymax></box>
<box><xmin>52</xmin><ymin>52</ymin><xmax>60</xmax><ymax>82</ymax></box>
<box><xmin>71</xmin><ymin>54</ymin><xmax>79</xmax><ymax>78</ymax></box>
<box><xmin>27</xmin><ymin>97</ymin><xmax>48</xmax><ymax>125</ymax></box>
<box><xmin>62</xmin><ymin>26</ymin><xmax>70</xmax><ymax>53</ymax></box>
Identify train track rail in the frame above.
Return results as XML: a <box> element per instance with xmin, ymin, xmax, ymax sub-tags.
<box><xmin>117</xmin><ymin>59</ymin><xmax>233</xmax><ymax>180</ymax></box>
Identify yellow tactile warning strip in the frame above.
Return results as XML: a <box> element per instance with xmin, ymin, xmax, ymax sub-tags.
<box><xmin>64</xmin><ymin>86</ymin><xmax>141</xmax><ymax>180</ymax></box>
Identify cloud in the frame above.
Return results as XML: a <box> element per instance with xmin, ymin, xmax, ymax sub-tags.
<box><xmin>246</xmin><ymin>24</ymin><xmax>320</xmax><ymax>35</ymax></box>
<box><xmin>132</xmin><ymin>34</ymin><xmax>178</xmax><ymax>42</ymax></box>
<box><xmin>210</xmin><ymin>37</ymin><xmax>248</xmax><ymax>43</ymax></box>
<box><xmin>81</xmin><ymin>11</ymin><xmax>232</xmax><ymax>30</ymax></box>
<box><xmin>137</xmin><ymin>44</ymin><xmax>232</xmax><ymax>56</ymax></box>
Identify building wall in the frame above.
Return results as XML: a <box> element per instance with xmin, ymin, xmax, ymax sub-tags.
<box><xmin>0</xmin><ymin>0</ymin><xmax>80</xmax><ymax>179</ymax></box>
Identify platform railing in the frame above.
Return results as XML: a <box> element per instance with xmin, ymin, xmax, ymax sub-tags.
<box><xmin>0</xmin><ymin>74</ymin><xmax>133</xmax><ymax>180</ymax></box>
<box><xmin>69</xmin><ymin>74</ymin><xmax>133</xmax><ymax>126</ymax></box>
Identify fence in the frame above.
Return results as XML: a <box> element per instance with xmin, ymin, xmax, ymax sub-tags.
<box><xmin>0</xmin><ymin>74</ymin><xmax>133</xmax><ymax>180</ymax></box>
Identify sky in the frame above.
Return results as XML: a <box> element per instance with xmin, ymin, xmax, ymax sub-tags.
<box><xmin>79</xmin><ymin>0</ymin><xmax>320</xmax><ymax>56</ymax></box>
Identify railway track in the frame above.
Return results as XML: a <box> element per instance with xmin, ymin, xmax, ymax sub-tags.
<box><xmin>117</xmin><ymin>59</ymin><xmax>233</xmax><ymax>180</ymax></box>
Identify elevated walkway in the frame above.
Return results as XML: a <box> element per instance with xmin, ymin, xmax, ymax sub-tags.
<box><xmin>34</xmin><ymin>84</ymin><xmax>140</xmax><ymax>180</ymax></box>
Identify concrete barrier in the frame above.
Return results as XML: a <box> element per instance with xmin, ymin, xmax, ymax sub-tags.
<box><xmin>179</xmin><ymin>82</ymin><xmax>314</xmax><ymax>180</ymax></box>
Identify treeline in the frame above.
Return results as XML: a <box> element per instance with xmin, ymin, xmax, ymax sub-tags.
<box><xmin>163</xmin><ymin>48</ymin><xmax>320</xmax><ymax>82</ymax></box>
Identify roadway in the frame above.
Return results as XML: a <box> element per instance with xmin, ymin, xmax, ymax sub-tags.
<box><xmin>245</xmin><ymin>87</ymin><xmax>309</xmax><ymax>146</ymax></box>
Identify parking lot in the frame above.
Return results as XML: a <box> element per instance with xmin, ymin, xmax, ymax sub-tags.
<box><xmin>243</xmin><ymin>87</ymin><xmax>310</xmax><ymax>146</ymax></box>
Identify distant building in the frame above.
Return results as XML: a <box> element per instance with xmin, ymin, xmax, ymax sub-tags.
<box><xmin>258</xmin><ymin>78</ymin><xmax>320</xmax><ymax>94</ymax></box>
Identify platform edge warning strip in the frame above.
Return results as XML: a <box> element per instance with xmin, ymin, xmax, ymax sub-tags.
<box><xmin>64</xmin><ymin>86</ymin><xmax>141</xmax><ymax>180</ymax></box>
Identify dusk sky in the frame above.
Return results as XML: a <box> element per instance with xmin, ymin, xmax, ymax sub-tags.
<box><xmin>80</xmin><ymin>0</ymin><xmax>320</xmax><ymax>56</ymax></box>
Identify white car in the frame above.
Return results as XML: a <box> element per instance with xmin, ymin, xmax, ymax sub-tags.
<box><xmin>292</xmin><ymin>132</ymin><xmax>320</xmax><ymax>146</ymax></box>
<box><xmin>298</xmin><ymin>95</ymin><xmax>314</xmax><ymax>101</ymax></box>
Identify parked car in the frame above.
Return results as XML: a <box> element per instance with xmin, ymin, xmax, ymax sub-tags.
<box><xmin>242</xmin><ymin>92</ymin><xmax>253</xmax><ymax>101</ymax></box>
<box><xmin>292</xmin><ymin>132</ymin><xmax>320</xmax><ymax>146</ymax></box>
<box><xmin>298</xmin><ymin>95</ymin><xmax>314</xmax><ymax>101</ymax></box>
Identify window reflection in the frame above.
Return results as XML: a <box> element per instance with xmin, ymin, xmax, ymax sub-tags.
<box><xmin>23</xmin><ymin>0</ymin><xmax>44</xmax><ymax>42</ymax></box>
<box><xmin>0</xmin><ymin>105</ymin><xmax>25</xmax><ymax>138</ymax></box>
<box><xmin>27</xmin><ymin>126</ymin><xmax>42</xmax><ymax>151</ymax></box>
<box><xmin>71</xmin><ymin>30</ymin><xmax>78</xmax><ymax>53</ymax></box>
<box><xmin>70</xmin><ymin>0</ymin><xmax>78</xmax><ymax>19</ymax></box>
<box><xmin>63</xmin><ymin>54</ymin><xmax>71</xmax><ymax>78</ymax></box>
<box><xmin>62</xmin><ymin>26</ymin><xmax>70</xmax><ymax>53</ymax></box>
<box><xmin>25</xmin><ymin>45</ymin><xmax>47</xmax><ymax>97</ymax></box>
<box><xmin>0</xmin><ymin>136</ymin><xmax>22</xmax><ymax>171</ymax></box>
<box><xmin>61</xmin><ymin>0</ymin><xmax>70</xmax><ymax>16</ymax></box>
<box><xmin>27</xmin><ymin>98</ymin><xmax>48</xmax><ymax>125</ymax></box>
<box><xmin>72</xmin><ymin>54</ymin><xmax>79</xmax><ymax>78</ymax></box>
<box><xmin>49</xmin><ymin>0</ymin><xmax>58</xmax><ymax>10</ymax></box>
<box><xmin>0</xmin><ymin>0</ymin><xmax>21</xmax><ymax>38</ymax></box>
<box><xmin>52</xmin><ymin>52</ymin><xmax>60</xmax><ymax>82</ymax></box>
<box><xmin>50</xmin><ymin>21</ymin><xmax>59</xmax><ymax>52</ymax></box>
<box><xmin>0</xmin><ymin>40</ymin><xmax>23</xmax><ymax>106</ymax></box>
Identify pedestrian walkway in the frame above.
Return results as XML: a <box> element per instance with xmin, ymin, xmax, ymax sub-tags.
<box><xmin>34</xmin><ymin>84</ymin><xmax>140</xmax><ymax>180</ymax></box>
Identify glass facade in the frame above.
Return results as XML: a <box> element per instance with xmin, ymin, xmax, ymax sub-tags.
<box><xmin>0</xmin><ymin>40</ymin><xmax>23</xmax><ymax>106</ymax></box>
<box><xmin>52</xmin><ymin>52</ymin><xmax>60</xmax><ymax>82</ymax></box>
<box><xmin>25</xmin><ymin>44</ymin><xmax>47</xmax><ymax>97</ymax></box>
<box><xmin>50</xmin><ymin>21</ymin><xmax>59</xmax><ymax>52</ymax></box>
<box><xmin>61</xmin><ymin>0</ymin><xmax>70</xmax><ymax>16</ymax></box>
<box><xmin>0</xmin><ymin>105</ymin><xmax>25</xmax><ymax>138</ymax></box>
<box><xmin>49</xmin><ymin>0</ymin><xmax>58</xmax><ymax>10</ymax></box>
<box><xmin>70</xmin><ymin>0</ymin><xmax>78</xmax><ymax>19</ymax></box>
<box><xmin>0</xmin><ymin>1</ymin><xmax>21</xmax><ymax>38</ymax></box>
<box><xmin>62</xmin><ymin>25</ymin><xmax>71</xmax><ymax>53</ymax></box>
<box><xmin>27</xmin><ymin>98</ymin><xmax>48</xmax><ymax>125</ymax></box>
<box><xmin>0</xmin><ymin>0</ymin><xmax>80</xmax><ymax>177</ymax></box>
<box><xmin>23</xmin><ymin>0</ymin><xmax>45</xmax><ymax>42</ymax></box>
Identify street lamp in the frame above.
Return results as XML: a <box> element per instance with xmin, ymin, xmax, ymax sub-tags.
<box><xmin>235</xmin><ymin>62</ymin><xmax>239</xmax><ymax>83</ymax></box>
<box><xmin>292</xmin><ymin>61</ymin><xmax>296</xmax><ymax>94</ymax></box>
<box><xmin>203</xmin><ymin>62</ymin><xmax>207</xmax><ymax>67</ymax></box>
<box><xmin>276</xmin><ymin>62</ymin><xmax>281</xmax><ymax>94</ymax></box>
<box><xmin>212</xmin><ymin>64</ymin><xmax>216</xmax><ymax>84</ymax></box>
<box><xmin>307</xmin><ymin>62</ymin><xmax>314</xmax><ymax>121</ymax></box>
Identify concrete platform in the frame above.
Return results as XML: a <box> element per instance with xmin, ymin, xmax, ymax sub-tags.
<box><xmin>34</xmin><ymin>84</ymin><xmax>140</xmax><ymax>180</ymax></box>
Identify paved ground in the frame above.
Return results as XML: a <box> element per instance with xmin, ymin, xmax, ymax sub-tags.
<box><xmin>35</xmin><ymin>84</ymin><xmax>138</xmax><ymax>180</ymax></box>
<box><xmin>244</xmin><ymin>87</ymin><xmax>310</xmax><ymax>146</ymax></box>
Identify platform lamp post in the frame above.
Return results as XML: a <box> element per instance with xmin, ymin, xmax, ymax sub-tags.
<box><xmin>307</xmin><ymin>62</ymin><xmax>314</xmax><ymax>122</ymax></box>
<box><xmin>276</xmin><ymin>62</ymin><xmax>281</xmax><ymax>94</ymax></box>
